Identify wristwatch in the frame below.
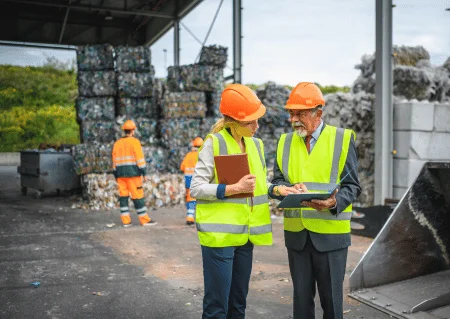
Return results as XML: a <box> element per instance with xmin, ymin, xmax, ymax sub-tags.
<box><xmin>274</xmin><ymin>185</ymin><xmax>282</xmax><ymax>196</ymax></box>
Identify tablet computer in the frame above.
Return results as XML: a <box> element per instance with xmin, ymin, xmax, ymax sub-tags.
<box><xmin>276</xmin><ymin>184</ymin><xmax>338</xmax><ymax>209</ymax></box>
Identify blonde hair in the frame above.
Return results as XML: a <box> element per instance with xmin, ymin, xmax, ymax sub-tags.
<box><xmin>208</xmin><ymin>116</ymin><xmax>244</xmax><ymax>140</ymax></box>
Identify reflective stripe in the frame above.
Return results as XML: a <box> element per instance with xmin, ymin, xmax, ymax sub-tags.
<box><xmin>214</xmin><ymin>133</ymin><xmax>228</xmax><ymax>155</ymax></box>
<box><xmin>121</xmin><ymin>212</ymin><xmax>130</xmax><ymax>216</ymax></box>
<box><xmin>137</xmin><ymin>164</ymin><xmax>146</xmax><ymax>168</ymax></box>
<box><xmin>302</xmin><ymin>210</ymin><xmax>352</xmax><ymax>221</ymax></box>
<box><xmin>282</xmin><ymin>133</ymin><xmax>293</xmax><ymax>182</ymax></box>
<box><xmin>197</xmin><ymin>194</ymin><xmax>268</xmax><ymax>205</ymax></box>
<box><xmin>116</xmin><ymin>161</ymin><xmax>138</xmax><ymax>166</ymax></box>
<box><xmin>284</xmin><ymin>209</ymin><xmax>351</xmax><ymax>221</ymax></box>
<box><xmin>303</xmin><ymin>182</ymin><xmax>336</xmax><ymax>191</ymax></box>
<box><xmin>250</xmin><ymin>224</ymin><xmax>272</xmax><ymax>235</ymax></box>
<box><xmin>196</xmin><ymin>223</ymin><xmax>248</xmax><ymax>234</ymax></box>
<box><xmin>330</xmin><ymin>128</ymin><xmax>344</xmax><ymax>183</ymax></box>
<box><xmin>284</xmin><ymin>209</ymin><xmax>300</xmax><ymax>218</ymax></box>
<box><xmin>116</xmin><ymin>156</ymin><xmax>135</xmax><ymax>161</ymax></box>
<box><xmin>252</xmin><ymin>138</ymin><xmax>266</xmax><ymax>170</ymax></box>
<box><xmin>136</xmin><ymin>159</ymin><xmax>146</xmax><ymax>163</ymax></box>
<box><xmin>136</xmin><ymin>207</ymin><xmax>147</xmax><ymax>213</ymax></box>
<box><xmin>120</xmin><ymin>207</ymin><xmax>128</xmax><ymax>211</ymax></box>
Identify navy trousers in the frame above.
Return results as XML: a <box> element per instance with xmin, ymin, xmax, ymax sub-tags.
<box><xmin>201</xmin><ymin>241</ymin><xmax>254</xmax><ymax>319</ymax></box>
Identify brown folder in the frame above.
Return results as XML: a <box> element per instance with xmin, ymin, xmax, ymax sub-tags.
<box><xmin>214</xmin><ymin>153</ymin><xmax>253</xmax><ymax>198</ymax></box>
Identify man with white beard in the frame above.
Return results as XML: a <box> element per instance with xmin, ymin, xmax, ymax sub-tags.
<box><xmin>270</xmin><ymin>82</ymin><xmax>361</xmax><ymax>319</ymax></box>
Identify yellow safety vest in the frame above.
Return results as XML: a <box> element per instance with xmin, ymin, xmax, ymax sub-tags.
<box><xmin>196</xmin><ymin>129</ymin><xmax>272</xmax><ymax>247</ymax></box>
<box><xmin>276</xmin><ymin>125</ymin><xmax>354</xmax><ymax>234</ymax></box>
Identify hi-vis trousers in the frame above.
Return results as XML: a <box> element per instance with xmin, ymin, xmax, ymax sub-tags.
<box><xmin>117</xmin><ymin>176</ymin><xmax>150</xmax><ymax>225</ymax></box>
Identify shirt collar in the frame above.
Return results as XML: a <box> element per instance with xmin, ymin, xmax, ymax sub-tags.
<box><xmin>308</xmin><ymin>120</ymin><xmax>323</xmax><ymax>141</ymax></box>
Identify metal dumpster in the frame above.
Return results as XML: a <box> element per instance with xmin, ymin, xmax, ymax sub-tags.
<box><xmin>17</xmin><ymin>151</ymin><xmax>80</xmax><ymax>198</ymax></box>
<box><xmin>349</xmin><ymin>162</ymin><xmax>450</xmax><ymax>318</ymax></box>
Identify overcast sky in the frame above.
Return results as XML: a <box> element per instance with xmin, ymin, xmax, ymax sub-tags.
<box><xmin>0</xmin><ymin>0</ymin><xmax>449</xmax><ymax>86</ymax></box>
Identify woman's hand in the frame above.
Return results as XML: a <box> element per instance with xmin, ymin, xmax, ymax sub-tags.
<box><xmin>293</xmin><ymin>183</ymin><xmax>308</xmax><ymax>193</ymax></box>
<box><xmin>236</xmin><ymin>174</ymin><xmax>256</xmax><ymax>193</ymax></box>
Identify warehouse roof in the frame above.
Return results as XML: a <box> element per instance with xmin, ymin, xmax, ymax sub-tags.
<box><xmin>0</xmin><ymin>0</ymin><xmax>201</xmax><ymax>48</ymax></box>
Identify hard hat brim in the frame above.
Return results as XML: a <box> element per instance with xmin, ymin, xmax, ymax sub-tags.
<box><xmin>236</xmin><ymin>103</ymin><xmax>266</xmax><ymax>121</ymax></box>
<box><xmin>284</xmin><ymin>103</ymin><xmax>324</xmax><ymax>110</ymax></box>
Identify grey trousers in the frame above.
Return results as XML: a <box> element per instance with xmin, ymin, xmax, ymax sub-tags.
<box><xmin>287</xmin><ymin>235</ymin><xmax>348</xmax><ymax>319</ymax></box>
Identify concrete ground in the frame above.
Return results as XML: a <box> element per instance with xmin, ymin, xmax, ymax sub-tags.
<box><xmin>0</xmin><ymin>166</ymin><xmax>391</xmax><ymax>319</ymax></box>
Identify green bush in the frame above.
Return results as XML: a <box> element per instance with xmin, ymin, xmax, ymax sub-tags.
<box><xmin>0</xmin><ymin>105</ymin><xmax>80</xmax><ymax>152</ymax></box>
<box><xmin>0</xmin><ymin>65</ymin><xmax>77</xmax><ymax>110</ymax></box>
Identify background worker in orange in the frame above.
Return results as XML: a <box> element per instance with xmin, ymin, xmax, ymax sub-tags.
<box><xmin>180</xmin><ymin>137</ymin><xmax>204</xmax><ymax>225</ymax></box>
<box><xmin>112</xmin><ymin>120</ymin><xmax>157</xmax><ymax>227</ymax></box>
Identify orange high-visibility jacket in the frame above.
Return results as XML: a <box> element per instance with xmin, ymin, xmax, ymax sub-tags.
<box><xmin>112</xmin><ymin>136</ymin><xmax>146</xmax><ymax>178</ymax></box>
<box><xmin>180</xmin><ymin>150</ymin><xmax>199</xmax><ymax>175</ymax></box>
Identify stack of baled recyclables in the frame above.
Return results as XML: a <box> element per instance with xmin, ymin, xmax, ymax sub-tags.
<box><xmin>163</xmin><ymin>45</ymin><xmax>227</xmax><ymax>174</ymax></box>
<box><xmin>72</xmin><ymin>45</ymin><xmax>183</xmax><ymax>210</ymax></box>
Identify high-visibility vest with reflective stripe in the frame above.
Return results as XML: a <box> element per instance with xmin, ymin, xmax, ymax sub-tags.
<box><xmin>112</xmin><ymin>137</ymin><xmax>146</xmax><ymax>177</ymax></box>
<box><xmin>276</xmin><ymin>125</ymin><xmax>354</xmax><ymax>234</ymax></box>
<box><xmin>180</xmin><ymin>151</ymin><xmax>199</xmax><ymax>176</ymax></box>
<box><xmin>196</xmin><ymin>129</ymin><xmax>272</xmax><ymax>247</ymax></box>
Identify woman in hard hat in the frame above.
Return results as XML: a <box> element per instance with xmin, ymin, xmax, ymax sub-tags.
<box><xmin>190</xmin><ymin>84</ymin><xmax>300</xmax><ymax>318</ymax></box>
<box><xmin>180</xmin><ymin>136</ymin><xmax>204</xmax><ymax>225</ymax></box>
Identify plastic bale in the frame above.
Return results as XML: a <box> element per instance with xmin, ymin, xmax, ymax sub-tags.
<box><xmin>167</xmin><ymin>64</ymin><xmax>224</xmax><ymax>92</ymax></box>
<box><xmin>76</xmin><ymin>97</ymin><xmax>116</xmax><ymax>122</ymax></box>
<box><xmin>117</xmin><ymin>72</ymin><xmax>154</xmax><ymax>97</ymax></box>
<box><xmin>160</xmin><ymin>118</ymin><xmax>202</xmax><ymax>149</ymax></box>
<box><xmin>77</xmin><ymin>71</ymin><xmax>117</xmax><ymax>97</ymax></box>
<box><xmin>117</xmin><ymin>98</ymin><xmax>158</xmax><ymax>119</ymax></box>
<box><xmin>76</xmin><ymin>44</ymin><xmax>115</xmax><ymax>71</ymax></box>
<box><xmin>198</xmin><ymin>45</ymin><xmax>228</xmax><ymax>68</ymax></box>
<box><xmin>143</xmin><ymin>146</ymin><xmax>168</xmax><ymax>173</ymax></box>
<box><xmin>115</xmin><ymin>46</ymin><xmax>152</xmax><ymax>72</ymax></box>
<box><xmin>78</xmin><ymin>173</ymin><xmax>185</xmax><ymax>210</ymax></box>
<box><xmin>72</xmin><ymin>143</ymin><xmax>114</xmax><ymax>175</ymax></box>
<box><xmin>134</xmin><ymin>117</ymin><xmax>159</xmax><ymax>146</ymax></box>
<box><xmin>162</xmin><ymin>92</ymin><xmax>207</xmax><ymax>119</ymax></box>
<box><xmin>80</xmin><ymin>121</ymin><xmax>118</xmax><ymax>144</ymax></box>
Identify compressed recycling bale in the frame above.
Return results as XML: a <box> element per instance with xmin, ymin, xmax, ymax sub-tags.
<box><xmin>80</xmin><ymin>120</ymin><xmax>118</xmax><ymax>144</ymax></box>
<box><xmin>205</xmin><ymin>88</ymin><xmax>223</xmax><ymax>117</ymax></box>
<box><xmin>117</xmin><ymin>98</ymin><xmax>158</xmax><ymax>119</ymax></box>
<box><xmin>162</xmin><ymin>92</ymin><xmax>207</xmax><ymax>118</ymax></box>
<box><xmin>78</xmin><ymin>71</ymin><xmax>117</xmax><ymax>97</ymax></box>
<box><xmin>166</xmin><ymin>147</ymin><xmax>190</xmax><ymax>174</ymax></box>
<box><xmin>200</xmin><ymin>117</ymin><xmax>222</xmax><ymax>138</ymax></box>
<box><xmin>76</xmin><ymin>97</ymin><xmax>116</xmax><ymax>122</ymax></box>
<box><xmin>256</xmin><ymin>81</ymin><xmax>291</xmax><ymax>107</ymax></box>
<box><xmin>117</xmin><ymin>72</ymin><xmax>154</xmax><ymax>97</ymax></box>
<box><xmin>135</xmin><ymin>117</ymin><xmax>159</xmax><ymax>146</ymax></box>
<box><xmin>392</xmin><ymin>45</ymin><xmax>430</xmax><ymax>66</ymax></box>
<box><xmin>142</xmin><ymin>146</ymin><xmax>168</xmax><ymax>173</ymax></box>
<box><xmin>160</xmin><ymin>118</ymin><xmax>202</xmax><ymax>148</ymax></box>
<box><xmin>199</xmin><ymin>45</ymin><xmax>228</xmax><ymax>68</ymax></box>
<box><xmin>167</xmin><ymin>64</ymin><xmax>224</xmax><ymax>92</ymax></box>
<box><xmin>393</xmin><ymin>65</ymin><xmax>431</xmax><ymax>101</ymax></box>
<box><xmin>76</xmin><ymin>44</ymin><xmax>115</xmax><ymax>71</ymax></box>
<box><xmin>115</xmin><ymin>46</ymin><xmax>152</xmax><ymax>72</ymax></box>
<box><xmin>72</xmin><ymin>143</ymin><xmax>113</xmax><ymax>175</ymax></box>
<box><xmin>322</xmin><ymin>91</ymin><xmax>376</xmax><ymax>206</ymax></box>
<box><xmin>79</xmin><ymin>173</ymin><xmax>185</xmax><ymax>210</ymax></box>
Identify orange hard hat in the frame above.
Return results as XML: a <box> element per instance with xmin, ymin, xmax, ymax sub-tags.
<box><xmin>192</xmin><ymin>137</ymin><xmax>204</xmax><ymax>147</ymax></box>
<box><xmin>122</xmin><ymin>120</ymin><xmax>137</xmax><ymax>130</ymax></box>
<box><xmin>285</xmin><ymin>82</ymin><xmax>325</xmax><ymax>110</ymax></box>
<box><xmin>220</xmin><ymin>84</ymin><xmax>266</xmax><ymax>121</ymax></box>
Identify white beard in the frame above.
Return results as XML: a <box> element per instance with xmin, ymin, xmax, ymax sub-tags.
<box><xmin>293</xmin><ymin>125</ymin><xmax>307</xmax><ymax>137</ymax></box>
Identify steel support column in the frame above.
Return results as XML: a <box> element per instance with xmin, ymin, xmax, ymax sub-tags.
<box><xmin>173</xmin><ymin>19</ymin><xmax>180</xmax><ymax>66</ymax></box>
<box><xmin>374</xmin><ymin>0</ymin><xmax>393</xmax><ymax>205</ymax></box>
<box><xmin>232</xmin><ymin>0</ymin><xmax>242</xmax><ymax>83</ymax></box>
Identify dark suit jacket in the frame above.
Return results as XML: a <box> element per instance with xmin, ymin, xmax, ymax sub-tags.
<box><xmin>271</xmin><ymin>123</ymin><xmax>362</xmax><ymax>252</ymax></box>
